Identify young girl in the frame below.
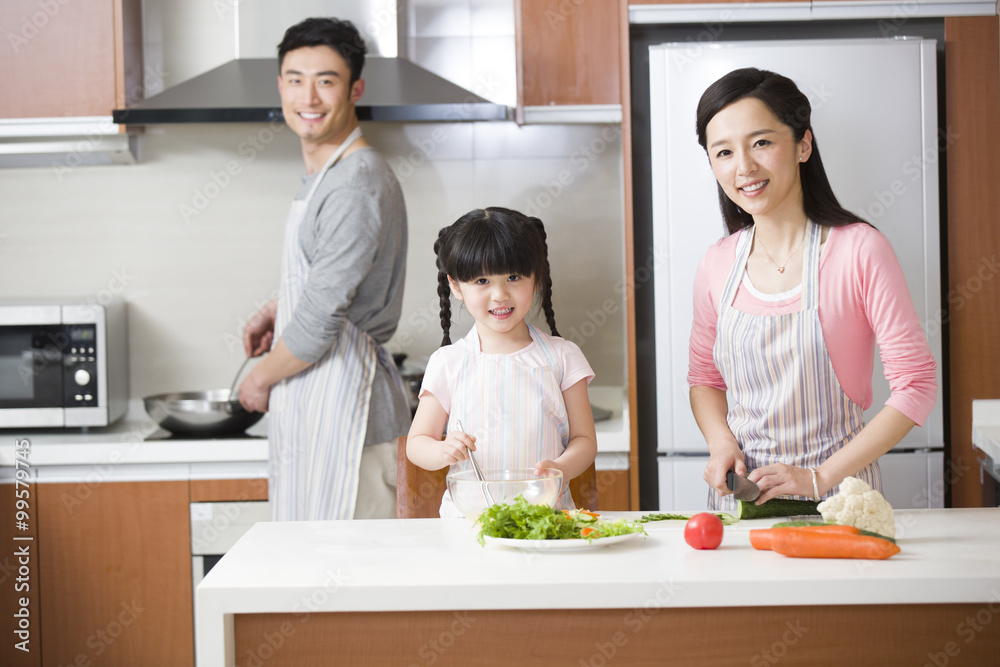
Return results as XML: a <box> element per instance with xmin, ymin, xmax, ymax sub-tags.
<box><xmin>406</xmin><ymin>207</ymin><xmax>598</xmax><ymax>518</ymax></box>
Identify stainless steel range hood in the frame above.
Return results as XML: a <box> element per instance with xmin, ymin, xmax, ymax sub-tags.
<box><xmin>113</xmin><ymin>57</ymin><xmax>507</xmax><ymax>124</ymax></box>
<box><xmin>114</xmin><ymin>1</ymin><xmax>508</xmax><ymax>125</ymax></box>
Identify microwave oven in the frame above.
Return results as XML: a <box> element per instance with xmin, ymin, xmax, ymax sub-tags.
<box><xmin>0</xmin><ymin>299</ymin><xmax>128</xmax><ymax>428</ymax></box>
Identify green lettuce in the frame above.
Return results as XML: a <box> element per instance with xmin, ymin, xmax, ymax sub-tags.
<box><xmin>476</xmin><ymin>496</ymin><xmax>646</xmax><ymax>546</ymax></box>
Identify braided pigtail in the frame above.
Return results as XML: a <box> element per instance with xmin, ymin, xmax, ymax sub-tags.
<box><xmin>529</xmin><ymin>216</ymin><xmax>560</xmax><ymax>338</ymax></box>
<box><xmin>433</xmin><ymin>229</ymin><xmax>454</xmax><ymax>346</ymax></box>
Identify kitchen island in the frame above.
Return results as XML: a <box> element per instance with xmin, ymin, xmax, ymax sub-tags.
<box><xmin>197</xmin><ymin>508</ymin><xmax>1000</xmax><ymax>666</ymax></box>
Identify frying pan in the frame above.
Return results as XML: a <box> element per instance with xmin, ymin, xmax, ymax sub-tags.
<box><xmin>143</xmin><ymin>389</ymin><xmax>263</xmax><ymax>437</ymax></box>
<box><xmin>143</xmin><ymin>357</ymin><xmax>263</xmax><ymax>437</ymax></box>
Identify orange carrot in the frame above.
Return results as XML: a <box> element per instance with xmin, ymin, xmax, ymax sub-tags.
<box><xmin>769</xmin><ymin>530</ymin><xmax>900</xmax><ymax>560</ymax></box>
<box><xmin>750</xmin><ymin>525</ymin><xmax>860</xmax><ymax>551</ymax></box>
<box><xmin>580</xmin><ymin>526</ymin><xmax>601</xmax><ymax>538</ymax></box>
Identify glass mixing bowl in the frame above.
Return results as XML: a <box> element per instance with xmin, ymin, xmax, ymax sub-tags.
<box><xmin>446</xmin><ymin>468</ymin><xmax>563</xmax><ymax>521</ymax></box>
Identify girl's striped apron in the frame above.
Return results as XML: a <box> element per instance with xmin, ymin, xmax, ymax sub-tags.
<box><xmin>438</xmin><ymin>324</ymin><xmax>574</xmax><ymax>518</ymax></box>
<box><xmin>268</xmin><ymin>126</ymin><xmax>385</xmax><ymax>521</ymax></box>
<box><xmin>709</xmin><ymin>221</ymin><xmax>880</xmax><ymax>512</ymax></box>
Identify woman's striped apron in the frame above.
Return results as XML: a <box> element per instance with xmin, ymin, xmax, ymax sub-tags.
<box><xmin>268</xmin><ymin>126</ymin><xmax>386</xmax><ymax>521</ymax></box>
<box><xmin>438</xmin><ymin>324</ymin><xmax>574</xmax><ymax>518</ymax></box>
<box><xmin>708</xmin><ymin>221</ymin><xmax>880</xmax><ymax>512</ymax></box>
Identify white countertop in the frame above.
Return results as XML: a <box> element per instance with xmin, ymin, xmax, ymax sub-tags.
<box><xmin>195</xmin><ymin>508</ymin><xmax>1000</xmax><ymax>664</ymax></box>
<box><xmin>0</xmin><ymin>414</ymin><xmax>269</xmax><ymax>483</ymax></box>
<box><xmin>0</xmin><ymin>387</ymin><xmax>629</xmax><ymax>480</ymax></box>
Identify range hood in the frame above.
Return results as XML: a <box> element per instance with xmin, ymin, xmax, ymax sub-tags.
<box><xmin>113</xmin><ymin>0</ymin><xmax>509</xmax><ymax>125</ymax></box>
<box><xmin>112</xmin><ymin>57</ymin><xmax>508</xmax><ymax>125</ymax></box>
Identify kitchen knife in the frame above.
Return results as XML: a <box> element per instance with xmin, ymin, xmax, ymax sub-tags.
<box><xmin>726</xmin><ymin>471</ymin><xmax>761</xmax><ymax>502</ymax></box>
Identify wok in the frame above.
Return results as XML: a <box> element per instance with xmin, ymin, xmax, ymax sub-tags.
<box><xmin>144</xmin><ymin>389</ymin><xmax>263</xmax><ymax>437</ymax></box>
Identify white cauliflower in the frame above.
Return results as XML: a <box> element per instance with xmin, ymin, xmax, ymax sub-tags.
<box><xmin>817</xmin><ymin>476</ymin><xmax>895</xmax><ymax>538</ymax></box>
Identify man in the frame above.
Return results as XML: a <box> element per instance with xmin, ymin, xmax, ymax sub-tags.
<box><xmin>239</xmin><ymin>17</ymin><xmax>410</xmax><ymax>521</ymax></box>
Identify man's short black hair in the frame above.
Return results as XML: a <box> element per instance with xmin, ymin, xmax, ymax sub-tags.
<box><xmin>277</xmin><ymin>17</ymin><xmax>367</xmax><ymax>85</ymax></box>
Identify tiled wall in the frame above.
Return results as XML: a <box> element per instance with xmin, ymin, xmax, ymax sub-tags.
<box><xmin>0</xmin><ymin>120</ymin><xmax>625</xmax><ymax>403</ymax></box>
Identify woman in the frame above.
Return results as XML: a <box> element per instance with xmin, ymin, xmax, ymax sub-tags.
<box><xmin>687</xmin><ymin>67</ymin><xmax>937</xmax><ymax>511</ymax></box>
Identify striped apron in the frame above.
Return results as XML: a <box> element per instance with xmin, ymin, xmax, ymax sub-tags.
<box><xmin>708</xmin><ymin>221</ymin><xmax>880</xmax><ymax>512</ymax></box>
<box><xmin>268</xmin><ymin>126</ymin><xmax>386</xmax><ymax>521</ymax></box>
<box><xmin>438</xmin><ymin>324</ymin><xmax>574</xmax><ymax>518</ymax></box>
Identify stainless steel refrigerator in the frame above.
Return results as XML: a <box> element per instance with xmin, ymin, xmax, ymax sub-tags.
<box><xmin>646</xmin><ymin>37</ymin><xmax>945</xmax><ymax>510</ymax></box>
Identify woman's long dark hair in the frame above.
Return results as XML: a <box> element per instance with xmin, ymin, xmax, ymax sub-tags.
<box><xmin>433</xmin><ymin>207</ymin><xmax>558</xmax><ymax>346</ymax></box>
<box><xmin>695</xmin><ymin>67</ymin><xmax>868</xmax><ymax>234</ymax></box>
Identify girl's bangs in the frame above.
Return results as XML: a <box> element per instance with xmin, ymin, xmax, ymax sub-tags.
<box><xmin>449</xmin><ymin>226</ymin><xmax>534</xmax><ymax>282</ymax></box>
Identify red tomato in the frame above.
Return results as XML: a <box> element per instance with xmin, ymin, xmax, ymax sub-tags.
<box><xmin>684</xmin><ymin>513</ymin><xmax>724</xmax><ymax>550</ymax></box>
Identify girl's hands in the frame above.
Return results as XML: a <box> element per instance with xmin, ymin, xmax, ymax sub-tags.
<box><xmin>532</xmin><ymin>459</ymin><xmax>562</xmax><ymax>477</ymax></box>
<box><xmin>439</xmin><ymin>429</ymin><xmax>476</xmax><ymax>468</ymax></box>
<box><xmin>703</xmin><ymin>440</ymin><xmax>747</xmax><ymax>497</ymax></box>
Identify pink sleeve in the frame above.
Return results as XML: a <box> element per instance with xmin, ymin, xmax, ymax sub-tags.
<box><xmin>687</xmin><ymin>240</ymin><xmax>729</xmax><ymax>391</ymax></box>
<box><xmin>854</xmin><ymin>229</ymin><xmax>938</xmax><ymax>425</ymax></box>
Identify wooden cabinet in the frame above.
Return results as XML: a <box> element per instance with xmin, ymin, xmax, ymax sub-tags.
<box><xmin>35</xmin><ymin>481</ymin><xmax>193</xmax><ymax>667</ymax></box>
<box><xmin>514</xmin><ymin>0</ymin><xmax>623</xmax><ymax>122</ymax></box>
<box><xmin>0</xmin><ymin>0</ymin><xmax>142</xmax><ymax>119</ymax></box>
<box><xmin>596</xmin><ymin>469</ymin><xmax>630</xmax><ymax>510</ymax></box>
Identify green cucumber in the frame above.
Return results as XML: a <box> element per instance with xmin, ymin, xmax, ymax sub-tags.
<box><xmin>737</xmin><ymin>499</ymin><xmax>821</xmax><ymax>520</ymax></box>
<box><xmin>771</xmin><ymin>520</ymin><xmax>897</xmax><ymax>544</ymax></box>
<box><xmin>639</xmin><ymin>512</ymin><xmax>738</xmax><ymax>526</ymax></box>
<box><xmin>772</xmin><ymin>520</ymin><xmax>834</xmax><ymax>527</ymax></box>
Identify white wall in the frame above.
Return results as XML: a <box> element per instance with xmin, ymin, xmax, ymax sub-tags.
<box><xmin>0</xmin><ymin>120</ymin><xmax>625</xmax><ymax>404</ymax></box>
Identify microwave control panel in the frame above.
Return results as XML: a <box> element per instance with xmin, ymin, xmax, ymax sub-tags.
<box><xmin>63</xmin><ymin>324</ymin><xmax>98</xmax><ymax>407</ymax></box>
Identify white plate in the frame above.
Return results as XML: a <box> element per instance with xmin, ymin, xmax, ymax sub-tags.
<box><xmin>483</xmin><ymin>532</ymin><xmax>644</xmax><ymax>552</ymax></box>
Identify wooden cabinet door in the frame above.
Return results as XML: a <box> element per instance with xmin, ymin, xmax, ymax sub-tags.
<box><xmin>0</xmin><ymin>0</ymin><xmax>142</xmax><ymax>119</ymax></box>
<box><xmin>36</xmin><ymin>481</ymin><xmax>193</xmax><ymax>667</ymax></box>
<box><xmin>516</xmin><ymin>0</ymin><xmax>622</xmax><ymax>108</ymax></box>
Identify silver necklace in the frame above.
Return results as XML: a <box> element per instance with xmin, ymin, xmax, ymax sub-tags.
<box><xmin>755</xmin><ymin>227</ymin><xmax>806</xmax><ymax>273</ymax></box>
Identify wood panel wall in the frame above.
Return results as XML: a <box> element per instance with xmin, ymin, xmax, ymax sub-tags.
<box><xmin>944</xmin><ymin>16</ymin><xmax>1000</xmax><ymax>507</ymax></box>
